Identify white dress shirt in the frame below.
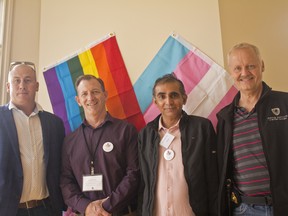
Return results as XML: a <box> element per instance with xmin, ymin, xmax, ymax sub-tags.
<box><xmin>9</xmin><ymin>102</ymin><xmax>49</xmax><ymax>202</ymax></box>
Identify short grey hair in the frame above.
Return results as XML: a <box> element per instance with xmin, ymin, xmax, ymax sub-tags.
<box><xmin>227</xmin><ymin>43</ymin><xmax>262</xmax><ymax>65</ymax></box>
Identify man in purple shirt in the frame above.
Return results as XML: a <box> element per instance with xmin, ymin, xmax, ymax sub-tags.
<box><xmin>60</xmin><ymin>75</ymin><xmax>139</xmax><ymax>216</ymax></box>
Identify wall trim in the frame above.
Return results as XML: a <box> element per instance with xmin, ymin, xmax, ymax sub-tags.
<box><xmin>0</xmin><ymin>0</ymin><xmax>14</xmax><ymax>104</ymax></box>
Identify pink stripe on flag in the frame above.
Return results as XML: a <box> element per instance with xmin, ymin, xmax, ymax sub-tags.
<box><xmin>143</xmin><ymin>103</ymin><xmax>160</xmax><ymax>123</ymax></box>
<box><xmin>143</xmin><ymin>79</ymin><xmax>237</xmax><ymax>127</ymax></box>
<box><xmin>174</xmin><ymin>51</ymin><xmax>210</xmax><ymax>94</ymax></box>
<box><xmin>207</xmin><ymin>86</ymin><xmax>238</xmax><ymax>128</ymax></box>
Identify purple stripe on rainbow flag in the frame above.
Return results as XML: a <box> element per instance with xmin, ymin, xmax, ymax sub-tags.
<box><xmin>43</xmin><ymin>67</ymin><xmax>71</xmax><ymax>133</ymax></box>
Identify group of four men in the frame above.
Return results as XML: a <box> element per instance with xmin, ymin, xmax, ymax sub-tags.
<box><xmin>1</xmin><ymin>42</ymin><xmax>287</xmax><ymax>216</ymax></box>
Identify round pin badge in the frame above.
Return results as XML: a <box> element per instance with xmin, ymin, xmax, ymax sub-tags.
<box><xmin>103</xmin><ymin>142</ymin><xmax>114</xmax><ymax>152</ymax></box>
<box><xmin>163</xmin><ymin>149</ymin><xmax>175</xmax><ymax>161</ymax></box>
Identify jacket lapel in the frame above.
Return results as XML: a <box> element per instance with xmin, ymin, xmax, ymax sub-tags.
<box><xmin>2</xmin><ymin>106</ymin><xmax>22</xmax><ymax>162</ymax></box>
<box><xmin>39</xmin><ymin>112</ymin><xmax>49</xmax><ymax>167</ymax></box>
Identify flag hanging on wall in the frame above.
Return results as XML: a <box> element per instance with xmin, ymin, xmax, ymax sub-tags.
<box><xmin>44</xmin><ymin>33</ymin><xmax>145</xmax><ymax>134</ymax></box>
<box><xmin>134</xmin><ymin>33</ymin><xmax>238</xmax><ymax>128</ymax></box>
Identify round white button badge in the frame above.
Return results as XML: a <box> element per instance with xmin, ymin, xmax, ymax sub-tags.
<box><xmin>164</xmin><ymin>149</ymin><xmax>175</xmax><ymax>161</ymax></box>
<box><xmin>103</xmin><ymin>142</ymin><xmax>114</xmax><ymax>152</ymax></box>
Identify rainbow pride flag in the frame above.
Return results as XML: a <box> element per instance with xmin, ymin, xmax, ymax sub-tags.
<box><xmin>134</xmin><ymin>33</ymin><xmax>238</xmax><ymax>128</ymax></box>
<box><xmin>44</xmin><ymin>33</ymin><xmax>145</xmax><ymax>134</ymax></box>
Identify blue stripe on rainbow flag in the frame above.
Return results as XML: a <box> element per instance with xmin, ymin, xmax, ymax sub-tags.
<box><xmin>55</xmin><ymin>62</ymin><xmax>82</xmax><ymax>131</ymax></box>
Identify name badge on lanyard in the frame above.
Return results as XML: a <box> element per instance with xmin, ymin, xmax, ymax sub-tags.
<box><xmin>82</xmin><ymin>174</ymin><xmax>103</xmax><ymax>192</ymax></box>
<box><xmin>82</xmin><ymin>128</ymin><xmax>104</xmax><ymax>192</ymax></box>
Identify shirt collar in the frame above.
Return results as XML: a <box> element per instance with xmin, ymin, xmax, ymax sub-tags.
<box><xmin>158</xmin><ymin>115</ymin><xmax>181</xmax><ymax>131</ymax></box>
<box><xmin>8</xmin><ymin>101</ymin><xmax>43</xmax><ymax>114</ymax></box>
<box><xmin>82</xmin><ymin>112</ymin><xmax>113</xmax><ymax>129</ymax></box>
<box><xmin>234</xmin><ymin>81</ymin><xmax>270</xmax><ymax>110</ymax></box>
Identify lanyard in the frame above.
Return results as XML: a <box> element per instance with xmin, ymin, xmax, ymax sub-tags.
<box><xmin>82</xmin><ymin>126</ymin><xmax>103</xmax><ymax>175</ymax></box>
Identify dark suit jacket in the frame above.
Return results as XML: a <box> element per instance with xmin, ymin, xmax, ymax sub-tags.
<box><xmin>0</xmin><ymin>104</ymin><xmax>66</xmax><ymax>216</ymax></box>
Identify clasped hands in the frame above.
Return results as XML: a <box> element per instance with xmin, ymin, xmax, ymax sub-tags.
<box><xmin>85</xmin><ymin>197</ymin><xmax>111</xmax><ymax>216</ymax></box>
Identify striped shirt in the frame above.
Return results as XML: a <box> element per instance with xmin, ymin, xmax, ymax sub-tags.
<box><xmin>232</xmin><ymin>107</ymin><xmax>271</xmax><ymax>196</ymax></box>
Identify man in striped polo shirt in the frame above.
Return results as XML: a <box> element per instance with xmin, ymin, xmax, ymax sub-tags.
<box><xmin>217</xmin><ymin>43</ymin><xmax>288</xmax><ymax>216</ymax></box>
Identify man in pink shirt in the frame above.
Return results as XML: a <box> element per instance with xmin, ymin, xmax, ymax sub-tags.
<box><xmin>138</xmin><ymin>74</ymin><xmax>218</xmax><ymax>216</ymax></box>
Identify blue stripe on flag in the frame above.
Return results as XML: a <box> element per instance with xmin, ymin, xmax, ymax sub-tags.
<box><xmin>134</xmin><ymin>36</ymin><xmax>190</xmax><ymax>113</ymax></box>
<box><xmin>55</xmin><ymin>62</ymin><xmax>82</xmax><ymax>131</ymax></box>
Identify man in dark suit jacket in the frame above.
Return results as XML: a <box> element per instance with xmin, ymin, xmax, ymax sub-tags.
<box><xmin>0</xmin><ymin>62</ymin><xmax>66</xmax><ymax>216</ymax></box>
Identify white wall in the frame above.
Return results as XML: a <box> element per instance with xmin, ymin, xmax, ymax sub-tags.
<box><xmin>37</xmin><ymin>0</ymin><xmax>224</xmax><ymax>112</ymax></box>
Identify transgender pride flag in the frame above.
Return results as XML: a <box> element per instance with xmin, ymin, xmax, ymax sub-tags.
<box><xmin>44</xmin><ymin>33</ymin><xmax>145</xmax><ymax>134</ymax></box>
<box><xmin>134</xmin><ymin>33</ymin><xmax>238</xmax><ymax>128</ymax></box>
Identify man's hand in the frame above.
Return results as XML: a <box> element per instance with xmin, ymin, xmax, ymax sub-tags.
<box><xmin>85</xmin><ymin>198</ymin><xmax>111</xmax><ymax>216</ymax></box>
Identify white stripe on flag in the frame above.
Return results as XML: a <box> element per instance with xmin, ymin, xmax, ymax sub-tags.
<box><xmin>183</xmin><ymin>65</ymin><xmax>234</xmax><ymax>118</ymax></box>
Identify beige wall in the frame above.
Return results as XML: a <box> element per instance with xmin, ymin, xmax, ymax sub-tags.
<box><xmin>219</xmin><ymin>0</ymin><xmax>288</xmax><ymax>91</ymax></box>
<box><xmin>10</xmin><ymin>0</ymin><xmax>40</xmax><ymax>69</ymax></box>
<box><xmin>0</xmin><ymin>0</ymin><xmax>40</xmax><ymax>104</ymax></box>
<box><xmin>37</xmin><ymin>0</ymin><xmax>224</xmax><ymax>112</ymax></box>
<box><xmin>6</xmin><ymin>1</ymin><xmax>288</xmax><ymax>112</ymax></box>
